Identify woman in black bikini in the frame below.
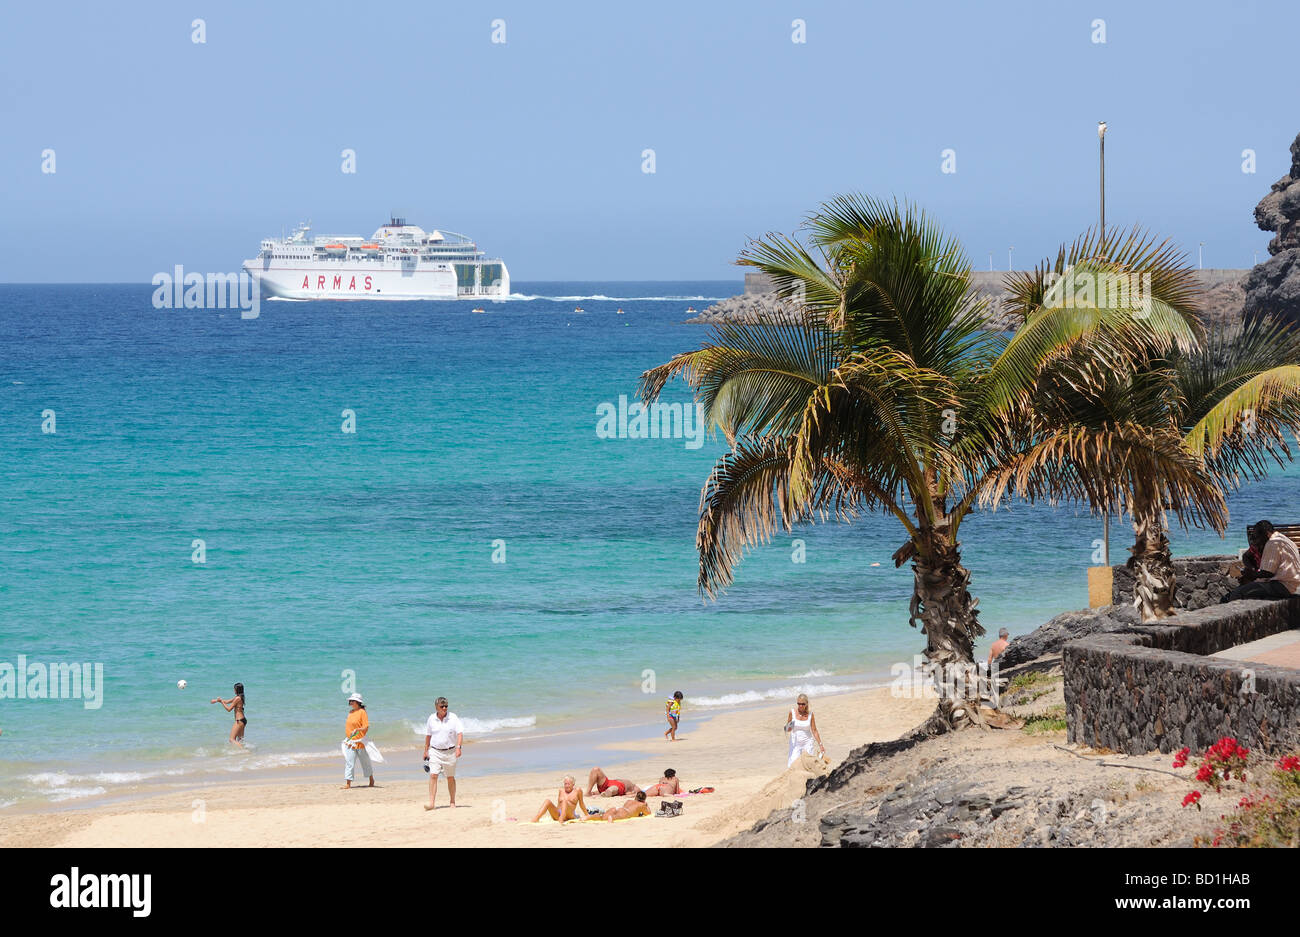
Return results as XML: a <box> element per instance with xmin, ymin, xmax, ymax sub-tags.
<box><xmin>211</xmin><ymin>682</ymin><xmax>246</xmax><ymax>747</ymax></box>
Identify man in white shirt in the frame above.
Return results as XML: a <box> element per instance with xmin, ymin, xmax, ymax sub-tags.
<box><xmin>1222</xmin><ymin>520</ymin><xmax>1300</xmax><ymax>602</ymax></box>
<box><xmin>422</xmin><ymin>697</ymin><xmax>464</xmax><ymax>811</ymax></box>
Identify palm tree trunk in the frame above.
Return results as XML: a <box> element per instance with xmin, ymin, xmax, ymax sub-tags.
<box><xmin>909</xmin><ymin>516</ymin><xmax>985</xmax><ymax>723</ymax></box>
<box><xmin>1128</xmin><ymin>488</ymin><xmax>1177</xmax><ymax>621</ymax></box>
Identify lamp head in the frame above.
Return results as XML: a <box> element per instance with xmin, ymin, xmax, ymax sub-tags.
<box><xmin>1098</xmin><ymin>121</ymin><xmax>1107</xmax><ymax>138</ymax></box>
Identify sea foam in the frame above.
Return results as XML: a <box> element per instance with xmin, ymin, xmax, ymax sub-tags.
<box><xmin>690</xmin><ymin>682</ymin><xmax>873</xmax><ymax>708</ymax></box>
<box><xmin>408</xmin><ymin>715</ymin><xmax>536</xmax><ymax>735</ymax></box>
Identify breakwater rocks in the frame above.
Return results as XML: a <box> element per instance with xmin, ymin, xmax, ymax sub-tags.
<box><xmin>692</xmin><ymin>269</ymin><xmax>1250</xmax><ymax>328</ymax></box>
<box><xmin>1244</xmin><ymin>131</ymin><xmax>1300</xmax><ymax>327</ymax></box>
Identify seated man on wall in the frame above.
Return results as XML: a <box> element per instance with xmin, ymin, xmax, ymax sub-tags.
<box><xmin>1221</xmin><ymin>520</ymin><xmax>1300</xmax><ymax>602</ymax></box>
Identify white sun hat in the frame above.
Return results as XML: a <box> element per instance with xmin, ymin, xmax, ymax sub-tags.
<box><xmin>348</xmin><ymin>693</ymin><xmax>364</xmax><ymax>704</ymax></box>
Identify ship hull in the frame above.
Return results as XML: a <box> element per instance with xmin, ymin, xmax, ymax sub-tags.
<box><xmin>242</xmin><ymin>259</ymin><xmax>510</xmax><ymax>301</ymax></box>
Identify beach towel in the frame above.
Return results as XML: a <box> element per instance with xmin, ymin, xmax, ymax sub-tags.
<box><xmin>534</xmin><ymin>813</ymin><xmax>651</xmax><ymax>825</ymax></box>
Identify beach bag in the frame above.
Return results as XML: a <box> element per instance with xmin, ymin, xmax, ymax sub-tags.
<box><xmin>340</xmin><ymin>739</ymin><xmax>385</xmax><ymax>763</ymax></box>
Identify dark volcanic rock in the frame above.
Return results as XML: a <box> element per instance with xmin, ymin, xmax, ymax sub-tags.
<box><xmin>997</xmin><ymin>604</ymin><xmax>1139</xmax><ymax>668</ymax></box>
<box><xmin>1244</xmin><ymin>131</ymin><xmax>1300</xmax><ymax>326</ymax></box>
<box><xmin>820</xmin><ymin>778</ymin><xmax>1030</xmax><ymax>848</ymax></box>
<box><xmin>1243</xmin><ymin>252</ymin><xmax>1300</xmax><ymax>322</ymax></box>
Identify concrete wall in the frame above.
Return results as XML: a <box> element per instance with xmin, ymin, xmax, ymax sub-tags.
<box><xmin>1063</xmin><ymin>597</ymin><xmax>1300</xmax><ymax>754</ymax></box>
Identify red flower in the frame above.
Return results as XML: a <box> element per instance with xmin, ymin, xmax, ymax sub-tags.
<box><xmin>1196</xmin><ymin>763</ymin><xmax>1214</xmax><ymax>782</ymax></box>
<box><xmin>1183</xmin><ymin>790</ymin><xmax>1202</xmax><ymax>808</ymax></box>
<box><xmin>1276</xmin><ymin>755</ymin><xmax>1300</xmax><ymax>772</ymax></box>
<box><xmin>1173</xmin><ymin>747</ymin><xmax>1190</xmax><ymax>768</ymax></box>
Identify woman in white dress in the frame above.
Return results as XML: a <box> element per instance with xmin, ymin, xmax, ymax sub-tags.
<box><xmin>784</xmin><ymin>693</ymin><xmax>826</xmax><ymax>767</ymax></box>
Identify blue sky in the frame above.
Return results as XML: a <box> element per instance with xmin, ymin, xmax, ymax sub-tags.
<box><xmin>0</xmin><ymin>0</ymin><xmax>1292</xmax><ymax>282</ymax></box>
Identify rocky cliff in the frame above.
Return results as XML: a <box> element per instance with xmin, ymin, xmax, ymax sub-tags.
<box><xmin>1243</xmin><ymin>131</ymin><xmax>1300</xmax><ymax>326</ymax></box>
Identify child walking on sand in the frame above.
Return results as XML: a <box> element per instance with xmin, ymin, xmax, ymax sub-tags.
<box><xmin>664</xmin><ymin>690</ymin><xmax>683</xmax><ymax>741</ymax></box>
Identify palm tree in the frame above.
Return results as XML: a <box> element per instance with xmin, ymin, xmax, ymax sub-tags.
<box><xmin>640</xmin><ymin>197</ymin><xmax>1204</xmax><ymax>723</ymax></box>
<box><xmin>999</xmin><ymin>232</ymin><xmax>1300</xmax><ymax>619</ymax></box>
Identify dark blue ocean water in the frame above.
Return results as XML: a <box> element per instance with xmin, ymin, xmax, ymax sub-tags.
<box><xmin>0</xmin><ymin>282</ymin><xmax>1289</xmax><ymax>805</ymax></box>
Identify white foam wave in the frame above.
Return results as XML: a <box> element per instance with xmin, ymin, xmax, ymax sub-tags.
<box><xmin>462</xmin><ymin>715</ymin><xmax>536</xmax><ymax>734</ymax></box>
<box><xmin>507</xmin><ymin>294</ymin><xmax>722</xmax><ymax>303</ymax></box>
<box><xmin>86</xmin><ymin>771</ymin><xmax>151</xmax><ymax>784</ymax></box>
<box><xmin>211</xmin><ymin>750</ymin><xmax>338</xmax><ymax>771</ymax></box>
<box><xmin>408</xmin><ymin>715</ymin><xmax>536</xmax><ymax>736</ymax></box>
<box><xmin>48</xmin><ymin>787</ymin><xmax>107</xmax><ymax>802</ymax></box>
<box><xmin>690</xmin><ymin>682</ymin><xmax>870</xmax><ymax>708</ymax></box>
<box><xmin>787</xmin><ymin>669</ymin><xmax>833</xmax><ymax>678</ymax></box>
<box><xmin>23</xmin><ymin>768</ymin><xmax>183</xmax><ymax>789</ymax></box>
<box><xmin>25</xmin><ymin>775</ymin><xmax>111</xmax><ymax>801</ymax></box>
<box><xmin>24</xmin><ymin>771</ymin><xmax>76</xmax><ymax>788</ymax></box>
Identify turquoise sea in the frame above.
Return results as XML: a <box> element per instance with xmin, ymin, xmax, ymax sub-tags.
<box><xmin>0</xmin><ymin>282</ymin><xmax>1293</xmax><ymax>807</ymax></box>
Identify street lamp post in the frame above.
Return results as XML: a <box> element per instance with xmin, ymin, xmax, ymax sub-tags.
<box><xmin>1199</xmin><ymin>241</ymin><xmax>1205</xmax><ymax>270</ymax></box>
<box><xmin>1008</xmin><ymin>246</ymin><xmax>1014</xmax><ymax>272</ymax></box>
<box><xmin>1099</xmin><ymin>120</ymin><xmax>1109</xmax><ymax>566</ymax></box>
<box><xmin>1099</xmin><ymin>121</ymin><xmax>1106</xmax><ymax>246</ymax></box>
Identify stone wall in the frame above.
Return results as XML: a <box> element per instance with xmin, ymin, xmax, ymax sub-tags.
<box><xmin>1063</xmin><ymin>597</ymin><xmax>1300</xmax><ymax>754</ymax></box>
<box><xmin>1110</xmin><ymin>555</ymin><xmax>1236</xmax><ymax>611</ymax></box>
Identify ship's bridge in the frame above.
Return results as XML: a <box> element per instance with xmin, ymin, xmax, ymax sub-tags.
<box><xmin>372</xmin><ymin>222</ymin><xmax>443</xmax><ymax>244</ymax></box>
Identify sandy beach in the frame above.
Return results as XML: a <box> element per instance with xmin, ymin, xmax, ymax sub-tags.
<box><xmin>0</xmin><ymin>687</ymin><xmax>933</xmax><ymax>848</ymax></box>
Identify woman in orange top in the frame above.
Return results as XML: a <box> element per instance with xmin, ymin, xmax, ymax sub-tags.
<box><xmin>342</xmin><ymin>693</ymin><xmax>376</xmax><ymax>789</ymax></box>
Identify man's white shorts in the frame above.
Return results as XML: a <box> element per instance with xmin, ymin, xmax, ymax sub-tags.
<box><xmin>429</xmin><ymin>748</ymin><xmax>457</xmax><ymax>777</ymax></box>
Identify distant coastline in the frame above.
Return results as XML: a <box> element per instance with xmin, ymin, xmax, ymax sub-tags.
<box><xmin>690</xmin><ymin>269</ymin><xmax>1252</xmax><ymax>328</ymax></box>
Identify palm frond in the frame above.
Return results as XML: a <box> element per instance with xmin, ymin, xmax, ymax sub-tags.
<box><xmin>979</xmin><ymin>422</ymin><xmax>1228</xmax><ymax>534</ymax></box>
<box><xmin>695</xmin><ymin>437</ymin><xmax>875</xmax><ymax>598</ymax></box>
<box><xmin>638</xmin><ymin>312</ymin><xmax>840</xmax><ymax>443</ymax></box>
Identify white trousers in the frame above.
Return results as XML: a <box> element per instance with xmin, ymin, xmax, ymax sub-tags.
<box><xmin>345</xmin><ymin>744</ymin><xmax>373</xmax><ymax>781</ymax></box>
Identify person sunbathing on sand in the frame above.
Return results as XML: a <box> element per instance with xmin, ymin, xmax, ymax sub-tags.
<box><xmin>532</xmin><ymin>775</ymin><xmax>589</xmax><ymax>822</ymax></box>
<box><xmin>602</xmin><ymin>790</ymin><xmax>650</xmax><ymax>822</ymax></box>
<box><xmin>586</xmin><ymin>766</ymin><xmax>639</xmax><ymax>797</ymax></box>
<box><xmin>641</xmin><ymin>768</ymin><xmax>680</xmax><ymax>798</ymax></box>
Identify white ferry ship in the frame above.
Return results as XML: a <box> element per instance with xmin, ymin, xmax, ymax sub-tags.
<box><xmin>243</xmin><ymin>217</ymin><xmax>509</xmax><ymax>300</ymax></box>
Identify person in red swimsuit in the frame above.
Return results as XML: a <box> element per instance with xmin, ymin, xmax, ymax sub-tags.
<box><xmin>585</xmin><ymin>766</ymin><xmax>639</xmax><ymax>797</ymax></box>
